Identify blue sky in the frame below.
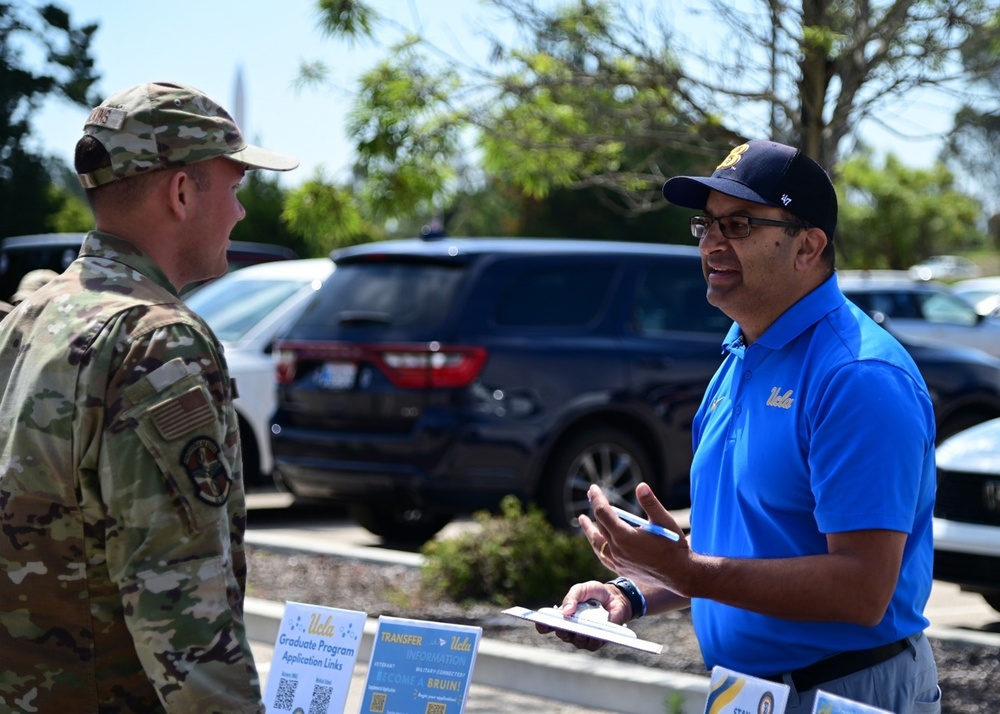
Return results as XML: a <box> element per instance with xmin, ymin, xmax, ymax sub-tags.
<box><xmin>31</xmin><ymin>0</ymin><xmax>502</xmax><ymax>187</ymax></box>
<box><xmin>29</xmin><ymin>0</ymin><xmax>955</xmax><ymax>192</ymax></box>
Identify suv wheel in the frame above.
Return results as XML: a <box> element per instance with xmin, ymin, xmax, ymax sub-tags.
<box><xmin>349</xmin><ymin>503</ymin><xmax>453</xmax><ymax>545</ymax></box>
<box><xmin>543</xmin><ymin>426</ymin><xmax>654</xmax><ymax>530</ymax></box>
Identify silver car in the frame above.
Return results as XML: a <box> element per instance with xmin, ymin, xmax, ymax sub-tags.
<box><xmin>839</xmin><ymin>271</ymin><xmax>1000</xmax><ymax>359</ymax></box>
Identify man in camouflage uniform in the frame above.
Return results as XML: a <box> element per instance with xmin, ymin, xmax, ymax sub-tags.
<box><xmin>0</xmin><ymin>82</ymin><xmax>297</xmax><ymax>713</ymax></box>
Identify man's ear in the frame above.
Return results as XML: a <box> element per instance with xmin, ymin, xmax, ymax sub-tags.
<box><xmin>166</xmin><ymin>169</ymin><xmax>191</xmax><ymax>220</ymax></box>
<box><xmin>795</xmin><ymin>227</ymin><xmax>827</xmax><ymax>271</ymax></box>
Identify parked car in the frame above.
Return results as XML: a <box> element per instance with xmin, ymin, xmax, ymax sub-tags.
<box><xmin>879</xmin><ymin>319</ymin><xmax>1000</xmax><ymax>443</ymax></box>
<box><xmin>0</xmin><ymin>232</ymin><xmax>85</xmax><ymax>302</ymax></box>
<box><xmin>269</xmin><ymin>238</ymin><xmax>1000</xmax><ymax>543</ymax></box>
<box><xmin>0</xmin><ymin>232</ymin><xmax>297</xmax><ymax>301</ymax></box>
<box><xmin>951</xmin><ymin>276</ymin><xmax>1000</xmax><ymax>317</ymax></box>
<box><xmin>838</xmin><ymin>271</ymin><xmax>1000</xmax><ymax>358</ymax></box>
<box><xmin>271</xmin><ymin>238</ymin><xmax>731</xmax><ymax>542</ymax></box>
<box><xmin>186</xmin><ymin>258</ymin><xmax>334</xmax><ymax>488</ymax></box>
<box><xmin>932</xmin><ymin>417</ymin><xmax>1000</xmax><ymax>614</ymax></box>
<box><xmin>907</xmin><ymin>255</ymin><xmax>980</xmax><ymax>282</ymax></box>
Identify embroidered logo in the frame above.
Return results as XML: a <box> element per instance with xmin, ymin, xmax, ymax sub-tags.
<box><xmin>716</xmin><ymin>143</ymin><xmax>750</xmax><ymax>170</ymax></box>
<box><xmin>180</xmin><ymin>437</ymin><xmax>231</xmax><ymax>506</ymax></box>
<box><xmin>710</xmin><ymin>396</ymin><xmax>727</xmax><ymax>411</ymax></box>
<box><xmin>780</xmin><ymin>193</ymin><xmax>792</xmax><ymax>206</ymax></box>
<box><xmin>766</xmin><ymin>387</ymin><xmax>794</xmax><ymax>409</ymax></box>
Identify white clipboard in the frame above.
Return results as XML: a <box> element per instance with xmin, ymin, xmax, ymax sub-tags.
<box><xmin>502</xmin><ymin>605</ymin><xmax>663</xmax><ymax>654</ymax></box>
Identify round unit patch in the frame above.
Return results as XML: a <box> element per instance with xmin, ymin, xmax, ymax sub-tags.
<box><xmin>181</xmin><ymin>436</ymin><xmax>231</xmax><ymax>506</ymax></box>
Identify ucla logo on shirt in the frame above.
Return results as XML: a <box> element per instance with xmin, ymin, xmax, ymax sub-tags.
<box><xmin>766</xmin><ymin>387</ymin><xmax>794</xmax><ymax>409</ymax></box>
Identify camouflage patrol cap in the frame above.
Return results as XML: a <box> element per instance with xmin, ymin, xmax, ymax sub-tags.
<box><xmin>78</xmin><ymin>81</ymin><xmax>298</xmax><ymax>188</ymax></box>
<box><xmin>12</xmin><ymin>268</ymin><xmax>58</xmax><ymax>303</ymax></box>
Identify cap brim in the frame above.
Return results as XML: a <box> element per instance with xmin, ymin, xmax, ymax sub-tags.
<box><xmin>662</xmin><ymin>175</ymin><xmax>778</xmax><ymax>210</ymax></box>
<box><xmin>226</xmin><ymin>144</ymin><xmax>299</xmax><ymax>172</ymax></box>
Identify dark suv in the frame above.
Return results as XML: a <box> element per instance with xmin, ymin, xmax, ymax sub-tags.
<box><xmin>270</xmin><ymin>238</ymin><xmax>729</xmax><ymax>541</ymax></box>
<box><xmin>270</xmin><ymin>240</ymin><xmax>1000</xmax><ymax>543</ymax></box>
<box><xmin>0</xmin><ymin>233</ymin><xmax>86</xmax><ymax>302</ymax></box>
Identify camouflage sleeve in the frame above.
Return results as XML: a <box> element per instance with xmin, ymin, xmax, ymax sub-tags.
<box><xmin>102</xmin><ymin>317</ymin><xmax>264</xmax><ymax>713</ymax></box>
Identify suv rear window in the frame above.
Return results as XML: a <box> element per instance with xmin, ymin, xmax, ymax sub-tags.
<box><xmin>291</xmin><ymin>261</ymin><xmax>466</xmax><ymax>337</ymax></box>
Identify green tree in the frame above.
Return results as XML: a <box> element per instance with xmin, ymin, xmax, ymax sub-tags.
<box><xmin>231</xmin><ymin>171</ymin><xmax>311</xmax><ymax>257</ymax></box>
<box><xmin>940</xmin><ymin>8</ymin><xmax>1000</xmax><ymax>218</ymax></box>
<box><xmin>45</xmin><ymin>184</ymin><xmax>92</xmax><ymax>232</ymax></box>
<box><xmin>283</xmin><ymin>171</ymin><xmax>383</xmax><ymax>253</ymax></box>
<box><xmin>0</xmin><ymin>2</ymin><xmax>99</xmax><ymax>237</ymax></box>
<box><xmin>835</xmin><ymin>152</ymin><xmax>986</xmax><ymax>269</ymax></box>
<box><xmin>305</xmin><ymin>0</ymin><xmax>999</xmax><ymax>226</ymax></box>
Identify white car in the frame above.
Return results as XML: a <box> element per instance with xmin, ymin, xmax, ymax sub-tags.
<box><xmin>952</xmin><ymin>276</ymin><xmax>1000</xmax><ymax>317</ymax></box>
<box><xmin>838</xmin><ymin>271</ymin><xmax>1000</xmax><ymax>359</ymax></box>
<box><xmin>186</xmin><ymin>258</ymin><xmax>334</xmax><ymax>488</ymax></box>
<box><xmin>932</xmin><ymin>417</ymin><xmax>1000</xmax><ymax>614</ymax></box>
<box><xmin>907</xmin><ymin>255</ymin><xmax>980</xmax><ymax>282</ymax></box>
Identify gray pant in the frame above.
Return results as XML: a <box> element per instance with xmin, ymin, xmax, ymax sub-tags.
<box><xmin>781</xmin><ymin>633</ymin><xmax>941</xmax><ymax>713</ymax></box>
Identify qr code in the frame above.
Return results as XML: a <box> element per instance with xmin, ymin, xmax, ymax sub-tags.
<box><xmin>308</xmin><ymin>683</ymin><xmax>333</xmax><ymax>714</ymax></box>
<box><xmin>425</xmin><ymin>703</ymin><xmax>446</xmax><ymax>714</ymax></box>
<box><xmin>369</xmin><ymin>692</ymin><xmax>387</xmax><ymax>713</ymax></box>
<box><xmin>272</xmin><ymin>677</ymin><xmax>299</xmax><ymax>711</ymax></box>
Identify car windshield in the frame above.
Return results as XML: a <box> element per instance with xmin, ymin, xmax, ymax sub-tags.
<box><xmin>187</xmin><ymin>277</ymin><xmax>310</xmax><ymax>341</ymax></box>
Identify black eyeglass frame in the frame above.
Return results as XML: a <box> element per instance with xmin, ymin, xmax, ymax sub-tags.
<box><xmin>690</xmin><ymin>214</ymin><xmax>812</xmax><ymax>240</ymax></box>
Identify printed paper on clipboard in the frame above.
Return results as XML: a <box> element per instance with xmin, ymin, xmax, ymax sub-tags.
<box><xmin>502</xmin><ymin>602</ymin><xmax>663</xmax><ymax>654</ymax></box>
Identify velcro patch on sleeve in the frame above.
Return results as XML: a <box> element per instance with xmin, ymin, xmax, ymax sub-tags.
<box><xmin>149</xmin><ymin>386</ymin><xmax>215</xmax><ymax>441</ymax></box>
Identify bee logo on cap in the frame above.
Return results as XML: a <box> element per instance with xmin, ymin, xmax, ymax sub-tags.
<box><xmin>716</xmin><ymin>143</ymin><xmax>750</xmax><ymax>171</ymax></box>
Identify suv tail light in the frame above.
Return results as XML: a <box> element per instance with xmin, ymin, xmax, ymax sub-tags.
<box><xmin>272</xmin><ymin>341</ymin><xmax>487</xmax><ymax>389</ymax></box>
<box><xmin>378</xmin><ymin>344</ymin><xmax>487</xmax><ymax>388</ymax></box>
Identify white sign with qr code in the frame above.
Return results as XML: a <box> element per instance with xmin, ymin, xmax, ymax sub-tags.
<box><xmin>263</xmin><ymin>601</ymin><xmax>368</xmax><ymax>714</ymax></box>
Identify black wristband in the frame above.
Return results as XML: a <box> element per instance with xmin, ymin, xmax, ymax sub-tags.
<box><xmin>607</xmin><ymin>577</ymin><xmax>647</xmax><ymax>621</ymax></box>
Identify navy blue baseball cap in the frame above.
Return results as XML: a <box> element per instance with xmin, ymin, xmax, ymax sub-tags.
<box><xmin>662</xmin><ymin>140</ymin><xmax>838</xmax><ymax>239</ymax></box>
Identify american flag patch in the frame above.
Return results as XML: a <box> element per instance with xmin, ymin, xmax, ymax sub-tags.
<box><xmin>149</xmin><ymin>387</ymin><xmax>214</xmax><ymax>440</ymax></box>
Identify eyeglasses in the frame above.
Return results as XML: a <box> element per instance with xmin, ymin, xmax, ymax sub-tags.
<box><xmin>690</xmin><ymin>214</ymin><xmax>811</xmax><ymax>240</ymax></box>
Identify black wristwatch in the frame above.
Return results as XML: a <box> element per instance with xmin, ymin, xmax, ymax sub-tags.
<box><xmin>607</xmin><ymin>577</ymin><xmax>647</xmax><ymax>620</ymax></box>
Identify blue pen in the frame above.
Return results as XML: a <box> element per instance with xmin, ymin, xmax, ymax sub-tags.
<box><xmin>610</xmin><ymin>506</ymin><xmax>681</xmax><ymax>541</ymax></box>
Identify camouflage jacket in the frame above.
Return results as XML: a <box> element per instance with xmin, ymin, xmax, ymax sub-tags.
<box><xmin>0</xmin><ymin>231</ymin><xmax>264</xmax><ymax>713</ymax></box>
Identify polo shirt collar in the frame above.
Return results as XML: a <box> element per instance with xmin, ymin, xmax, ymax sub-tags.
<box><xmin>723</xmin><ymin>274</ymin><xmax>845</xmax><ymax>354</ymax></box>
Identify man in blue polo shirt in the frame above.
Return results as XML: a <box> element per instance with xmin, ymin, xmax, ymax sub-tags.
<box><xmin>543</xmin><ymin>141</ymin><xmax>940</xmax><ymax>713</ymax></box>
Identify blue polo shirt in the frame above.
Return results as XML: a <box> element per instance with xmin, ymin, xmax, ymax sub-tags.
<box><xmin>689</xmin><ymin>274</ymin><xmax>936</xmax><ymax>676</ymax></box>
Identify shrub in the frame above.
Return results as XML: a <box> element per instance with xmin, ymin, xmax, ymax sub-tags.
<box><xmin>420</xmin><ymin>495</ymin><xmax>612</xmax><ymax>606</ymax></box>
